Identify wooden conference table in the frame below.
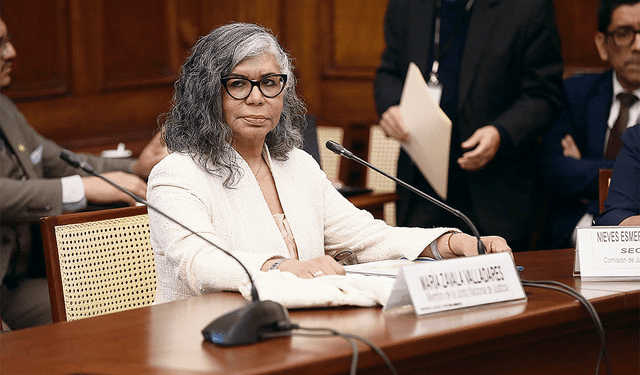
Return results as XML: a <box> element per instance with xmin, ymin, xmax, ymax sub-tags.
<box><xmin>1</xmin><ymin>249</ymin><xmax>638</xmax><ymax>374</ymax></box>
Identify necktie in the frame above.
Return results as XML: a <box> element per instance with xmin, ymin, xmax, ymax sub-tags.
<box><xmin>606</xmin><ymin>92</ymin><xmax>638</xmax><ymax>160</ymax></box>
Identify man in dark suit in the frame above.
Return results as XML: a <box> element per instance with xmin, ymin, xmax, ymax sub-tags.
<box><xmin>374</xmin><ymin>0</ymin><xmax>564</xmax><ymax>251</ymax></box>
<box><xmin>597</xmin><ymin>124</ymin><xmax>640</xmax><ymax>226</ymax></box>
<box><xmin>538</xmin><ymin>0</ymin><xmax>640</xmax><ymax>249</ymax></box>
<box><xmin>0</xmin><ymin>17</ymin><xmax>167</xmax><ymax>330</ymax></box>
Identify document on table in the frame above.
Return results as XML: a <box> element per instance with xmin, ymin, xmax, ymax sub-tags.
<box><xmin>343</xmin><ymin>258</ymin><xmax>435</xmax><ymax>278</ymax></box>
<box><xmin>399</xmin><ymin>62</ymin><xmax>452</xmax><ymax>200</ymax></box>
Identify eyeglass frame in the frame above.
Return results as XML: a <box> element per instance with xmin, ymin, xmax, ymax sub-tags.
<box><xmin>606</xmin><ymin>27</ymin><xmax>640</xmax><ymax>48</ymax></box>
<box><xmin>220</xmin><ymin>73</ymin><xmax>288</xmax><ymax>100</ymax></box>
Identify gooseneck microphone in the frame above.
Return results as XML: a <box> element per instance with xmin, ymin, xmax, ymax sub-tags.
<box><xmin>325</xmin><ymin>140</ymin><xmax>486</xmax><ymax>255</ymax></box>
<box><xmin>60</xmin><ymin>150</ymin><xmax>292</xmax><ymax>346</ymax></box>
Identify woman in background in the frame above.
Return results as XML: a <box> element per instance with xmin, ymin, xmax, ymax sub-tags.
<box><xmin>148</xmin><ymin>22</ymin><xmax>511</xmax><ymax>303</ymax></box>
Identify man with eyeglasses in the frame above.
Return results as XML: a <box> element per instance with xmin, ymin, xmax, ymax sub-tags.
<box><xmin>538</xmin><ymin>0</ymin><xmax>640</xmax><ymax>249</ymax></box>
<box><xmin>0</xmin><ymin>17</ymin><xmax>167</xmax><ymax>330</ymax></box>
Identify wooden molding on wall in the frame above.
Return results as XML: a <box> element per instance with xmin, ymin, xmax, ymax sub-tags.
<box><xmin>0</xmin><ymin>0</ymin><xmax>613</xmax><ymax>157</ymax></box>
<box><xmin>100</xmin><ymin>1</ymin><xmax>177</xmax><ymax>90</ymax></box>
<box><xmin>319</xmin><ymin>0</ymin><xmax>386</xmax><ymax>80</ymax></box>
<box><xmin>553</xmin><ymin>0</ymin><xmax>609</xmax><ymax>76</ymax></box>
<box><xmin>313</xmin><ymin>0</ymin><xmax>386</xmax><ymax>125</ymax></box>
<box><xmin>1</xmin><ymin>0</ymin><xmax>70</xmax><ymax>100</ymax></box>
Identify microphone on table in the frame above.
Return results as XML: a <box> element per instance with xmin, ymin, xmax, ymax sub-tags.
<box><xmin>325</xmin><ymin>140</ymin><xmax>486</xmax><ymax>255</ymax></box>
<box><xmin>59</xmin><ymin>150</ymin><xmax>293</xmax><ymax>346</ymax></box>
<box><xmin>327</xmin><ymin>141</ymin><xmax>610</xmax><ymax>374</ymax></box>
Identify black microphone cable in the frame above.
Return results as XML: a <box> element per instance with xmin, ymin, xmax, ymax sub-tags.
<box><xmin>325</xmin><ymin>140</ymin><xmax>486</xmax><ymax>255</ymax></box>
<box><xmin>62</xmin><ymin>150</ymin><xmax>609</xmax><ymax>373</ymax></box>
<box><xmin>520</xmin><ymin>279</ymin><xmax>611</xmax><ymax>375</ymax></box>
<box><xmin>60</xmin><ymin>150</ymin><xmax>402</xmax><ymax>370</ymax></box>
<box><xmin>262</xmin><ymin>323</ymin><xmax>398</xmax><ymax>375</ymax></box>
<box><xmin>267</xmin><ymin>281</ymin><xmax>611</xmax><ymax>375</ymax></box>
<box><xmin>59</xmin><ymin>150</ymin><xmax>261</xmax><ymax>301</ymax></box>
<box><xmin>324</xmin><ymin>141</ymin><xmax>612</xmax><ymax>375</ymax></box>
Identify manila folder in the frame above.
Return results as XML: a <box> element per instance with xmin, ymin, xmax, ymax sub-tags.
<box><xmin>399</xmin><ymin>62</ymin><xmax>452</xmax><ymax>200</ymax></box>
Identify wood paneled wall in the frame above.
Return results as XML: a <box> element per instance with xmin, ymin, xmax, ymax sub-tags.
<box><xmin>0</xmin><ymin>0</ymin><xmax>608</xmax><ymax>158</ymax></box>
<box><xmin>555</xmin><ymin>0</ymin><xmax>609</xmax><ymax>77</ymax></box>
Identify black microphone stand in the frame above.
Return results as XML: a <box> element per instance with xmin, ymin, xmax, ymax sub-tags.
<box><xmin>59</xmin><ymin>151</ymin><xmax>292</xmax><ymax>345</ymax></box>
<box><xmin>325</xmin><ymin>141</ymin><xmax>486</xmax><ymax>255</ymax></box>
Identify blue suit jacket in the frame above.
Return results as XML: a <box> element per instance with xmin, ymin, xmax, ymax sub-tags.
<box><xmin>597</xmin><ymin>124</ymin><xmax>640</xmax><ymax>225</ymax></box>
<box><xmin>538</xmin><ymin>71</ymin><xmax>616</xmax><ymax>248</ymax></box>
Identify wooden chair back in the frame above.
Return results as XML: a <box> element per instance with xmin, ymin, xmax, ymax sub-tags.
<box><xmin>39</xmin><ymin>205</ymin><xmax>156</xmax><ymax>323</ymax></box>
<box><xmin>599</xmin><ymin>168</ymin><xmax>613</xmax><ymax>213</ymax></box>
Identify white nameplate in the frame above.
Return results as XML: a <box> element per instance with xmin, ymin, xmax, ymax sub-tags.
<box><xmin>384</xmin><ymin>252</ymin><xmax>526</xmax><ymax>315</ymax></box>
<box><xmin>576</xmin><ymin>226</ymin><xmax>640</xmax><ymax>281</ymax></box>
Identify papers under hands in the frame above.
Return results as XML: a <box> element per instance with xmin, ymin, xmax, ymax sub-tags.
<box><xmin>239</xmin><ymin>258</ymin><xmax>435</xmax><ymax>309</ymax></box>
<box><xmin>343</xmin><ymin>258</ymin><xmax>435</xmax><ymax>278</ymax></box>
<box><xmin>239</xmin><ymin>271</ymin><xmax>396</xmax><ymax>308</ymax></box>
<box><xmin>399</xmin><ymin>62</ymin><xmax>452</xmax><ymax>200</ymax></box>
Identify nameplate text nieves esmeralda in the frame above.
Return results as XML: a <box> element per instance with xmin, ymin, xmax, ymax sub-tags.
<box><xmin>576</xmin><ymin>226</ymin><xmax>640</xmax><ymax>281</ymax></box>
<box><xmin>384</xmin><ymin>252</ymin><xmax>526</xmax><ymax>316</ymax></box>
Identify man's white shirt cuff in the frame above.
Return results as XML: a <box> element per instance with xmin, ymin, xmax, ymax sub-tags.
<box><xmin>61</xmin><ymin>174</ymin><xmax>87</xmax><ymax>212</ymax></box>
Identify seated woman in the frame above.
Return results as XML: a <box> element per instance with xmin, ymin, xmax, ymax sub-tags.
<box><xmin>148</xmin><ymin>22</ymin><xmax>511</xmax><ymax>304</ymax></box>
<box><xmin>597</xmin><ymin>124</ymin><xmax>640</xmax><ymax>226</ymax></box>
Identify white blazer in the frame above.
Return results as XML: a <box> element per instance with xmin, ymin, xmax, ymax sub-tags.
<box><xmin>148</xmin><ymin>147</ymin><xmax>453</xmax><ymax>303</ymax></box>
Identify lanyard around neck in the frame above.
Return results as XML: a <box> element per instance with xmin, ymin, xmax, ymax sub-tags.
<box><xmin>429</xmin><ymin>0</ymin><xmax>475</xmax><ymax>86</ymax></box>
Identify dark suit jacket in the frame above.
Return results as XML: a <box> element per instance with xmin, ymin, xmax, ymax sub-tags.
<box><xmin>374</xmin><ymin>0</ymin><xmax>564</xmax><ymax>244</ymax></box>
<box><xmin>597</xmin><ymin>124</ymin><xmax>640</xmax><ymax>226</ymax></box>
<box><xmin>538</xmin><ymin>71</ymin><xmax>616</xmax><ymax>248</ymax></box>
<box><xmin>0</xmin><ymin>93</ymin><xmax>134</xmax><ymax>286</ymax></box>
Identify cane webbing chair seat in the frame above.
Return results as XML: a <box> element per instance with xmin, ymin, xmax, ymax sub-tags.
<box><xmin>40</xmin><ymin>205</ymin><xmax>156</xmax><ymax>322</ymax></box>
<box><xmin>367</xmin><ymin>125</ymin><xmax>401</xmax><ymax>226</ymax></box>
<box><xmin>317</xmin><ymin>125</ymin><xmax>345</xmax><ymax>182</ymax></box>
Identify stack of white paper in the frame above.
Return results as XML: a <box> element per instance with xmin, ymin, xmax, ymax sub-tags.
<box><xmin>344</xmin><ymin>258</ymin><xmax>435</xmax><ymax>278</ymax></box>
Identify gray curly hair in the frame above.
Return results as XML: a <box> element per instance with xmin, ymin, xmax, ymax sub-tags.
<box><xmin>160</xmin><ymin>22</ymin><xmax>306</xmax><ymax>187</ymax></box>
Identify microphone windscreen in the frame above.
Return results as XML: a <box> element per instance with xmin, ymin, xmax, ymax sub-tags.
<box><xmin>60</xmin><ymin>150</ymin><xmax>82</xmax><ymax>168</ymax></box>
<box><xmin>325</xmin><ymin>140</ymin><xmax>343</xmax><ymax>155</ymax></box>
<box><xmin>60</xmin><ymin>150</ymin><xmax>95</xmax><ymax>173</ymax></box>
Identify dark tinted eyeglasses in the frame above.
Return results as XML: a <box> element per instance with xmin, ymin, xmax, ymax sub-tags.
<box><xmin>606</xmin><ymin>27</ymin><xmax>640</xmax><ymax>48</ymax></box>
<box><xmin>221</xmin><ymin>73</ymin><xmax>287</xmax><ymax>100</ymax></box>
